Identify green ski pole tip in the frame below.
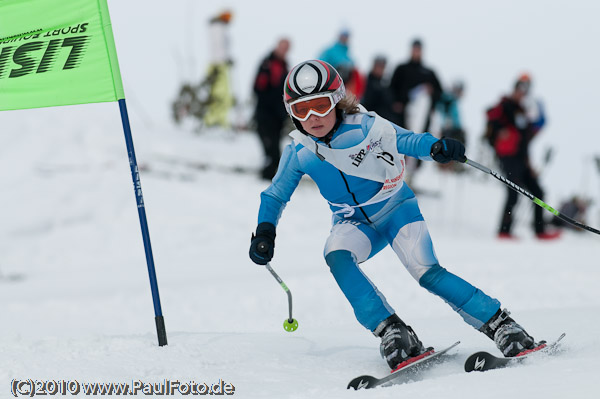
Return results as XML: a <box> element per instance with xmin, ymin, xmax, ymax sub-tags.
<box><xmin>283</xmin><ymin>318</ymin><xmax>298</xmax><ymax>332</ymax></box>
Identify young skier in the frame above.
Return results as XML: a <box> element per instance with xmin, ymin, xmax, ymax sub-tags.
<box><xmin>249</xmin><ymin>60</ymin><xmax>538</xmax><ymax>370</ymax></box>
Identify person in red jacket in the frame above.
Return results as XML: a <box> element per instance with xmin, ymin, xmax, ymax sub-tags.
<box><xmin>485</xmin><ymin>74</ymin><xmax>560</xmax><ymax>240</ymax></box>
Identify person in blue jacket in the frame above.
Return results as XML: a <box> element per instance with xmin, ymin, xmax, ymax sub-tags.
<box><xmin>318</xmin><ymin>30</ymin><xmax>354</xmax><ymax>73</ymax></box>
<box><xmin>249</xmin><ymin>60</ymin><xmax>539</xmax><ymax>370</ymax></box>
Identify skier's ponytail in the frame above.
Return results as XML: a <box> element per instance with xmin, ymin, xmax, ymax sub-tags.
<box><xmin>336</xmin><ymin>93</ymin><xmax>360</xmax><ymax>115</ymax></box>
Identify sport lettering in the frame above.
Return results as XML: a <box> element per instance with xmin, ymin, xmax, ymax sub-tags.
<box><xmin>0</xmin><ymin>34</ymin><xmax>90</xmax><ymax>79</ymax></box>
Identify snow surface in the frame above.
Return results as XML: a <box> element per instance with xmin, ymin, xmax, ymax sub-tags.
<box><xmin>2</xmin><ymin>1</ymin><xmax>600</xmax><ymax>398</ymax></box>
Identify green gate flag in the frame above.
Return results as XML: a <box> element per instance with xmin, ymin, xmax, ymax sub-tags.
<box><xmin>0</xmin><ymin>0</ymin><xmax>125</xmax><ymax>110</ymax></box>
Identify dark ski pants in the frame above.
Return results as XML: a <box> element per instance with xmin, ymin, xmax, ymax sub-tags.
<box><xmin>256</xmin><ymin>116</ymin><xmax>285</xmax><ymax>180</ymax></box>
<box><xmin>498</xmin><ymin>157</ymin><xmax>545</xmax><ymax>234</ymax></box>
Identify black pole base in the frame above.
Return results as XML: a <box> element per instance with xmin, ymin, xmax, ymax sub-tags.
<box><xmin>155</xmin><ymin>315</ymin><xmax>168</xmax><ymax>346</ymax></box>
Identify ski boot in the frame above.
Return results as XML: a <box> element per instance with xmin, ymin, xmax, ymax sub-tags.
<box><xmin>375</xmin><ymin>314</ymin><xmax>426</xmax><ymax>370</ymax></box>
<box><xmin>480</xmin><ymin>308</ymin><xmax>537</xmax><ymax>357</ymax></box>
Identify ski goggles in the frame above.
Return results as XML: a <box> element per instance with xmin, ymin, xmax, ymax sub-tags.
<box><xmin>286</xmin><ymin>92</ymin><xmax>341</xmax><ymax>121</ymax></box>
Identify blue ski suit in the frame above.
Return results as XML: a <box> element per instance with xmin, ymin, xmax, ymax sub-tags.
<box><xmin>257</xmin><ymin>111</ymin><xmax>501</xmax><ymax>333</ymax></box>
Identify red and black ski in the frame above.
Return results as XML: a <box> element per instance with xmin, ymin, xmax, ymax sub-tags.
<box><xmin>464</xmin><ymin>333</ymin><xmax>565</xmax><ymax>372</ymax></box>
<box><xmin>347</xmin><ymin>341</ymin><xmax>460</xmax><ymax>390</ymax></box>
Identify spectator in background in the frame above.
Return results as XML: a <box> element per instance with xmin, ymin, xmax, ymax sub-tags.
<box><xmin>389</xmin><ymin>38</ymin><xmax>442</xmax><ymax>182</ymax></box>
<box><xmin>361</xmin><ymin>55</ymin><xmax>394</xmax><ymax>120</ymax></box>
<box><xmin>551</xmin><ymin>196</ymin><xmax>590</xmax><ymax>231</ymax></box>
<box><xmin>319</xmin><ymin>30</ymin><xmax>365</xmax><ymax>99</ymax></box>
<box><xmin>319</xmin><ymin>30</ymin><xmax>354</xmax><ymax>72</ymax></box>
<box><xmin>389</xmin><ymin>39</ymin><xmax>442</xmax><ymax>133</ymax></box>
<box><xmin>437</xmin><ymin>81</ymin><xmax>466</xmax><ymax>144</ymax></box>
<box><xmin>435</xmin><ymin>80</ymin><xmax>466</xmax><ymax>172</ymax></box>
<box><xmin>253</xmin><ymin>38</ymin><xmax>291</xmax><ymax>180</ymax></box>
<box><xmin>438</xmin><ymin>80</ymin><xmax>466</xmax><ymax>146</ymax></box>
<box><xmin>484</xmin><ymin>74</ymin><xmax>560</xmax><ymax>240</ymax></box>
<box><xmin>203</xmin><ymin>10</ymin><xmax>235</xmax><ymax>128</ymax></box>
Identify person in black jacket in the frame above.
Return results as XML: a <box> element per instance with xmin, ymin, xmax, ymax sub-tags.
<box><xmin>389</xmin><ymin>39</ymin><xmax>442</xmax><ymax>132</ymax></box>
<box><xmin>389</xmin><ymin>39</ymin><xmax>442</xmax><ymax>182</ymax></box>
<box><xmin>253</xmin><ymin>38</ymin><xmax>291</xmax><ymax>180</ymax></box>
<box><xmin>361</xmin><ymin>55</ymin><xmax>394</xmax><ymax>120</ymax></box>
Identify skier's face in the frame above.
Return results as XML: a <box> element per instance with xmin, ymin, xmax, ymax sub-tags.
<box><xmin>299</xmin><ymin>109</ymin><xmax>337</xmax><ymax>138</ymax></box>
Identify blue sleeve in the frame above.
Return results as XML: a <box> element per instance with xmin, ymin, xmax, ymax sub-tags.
<box><xmin>318</xmin><ymin>47</ymin><xmax>334</xmax><ymax>65</ymax></box>
<box><xmin>450</xmin><ymin>103</ymin><xmax>462</xmax><ymax>129</ymax></box>
<box><xmin>393</xmin><ymin>123</ymin><xmax>438</xmax><ymax>160</ymax></box>
<box><xmin>258</xmin><ymin>143</ymin><xmax>304</xmax><ymax>226</ymax></box>
<box><xmin>530</xmin><ymin>100</ymin><xmax>546</xmax><ymax>133</ymax></box>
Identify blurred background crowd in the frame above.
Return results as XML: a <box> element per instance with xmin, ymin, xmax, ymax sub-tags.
<box><xmin>167</xmin><ymin>7</ymin><xmax>596</xmax><ymax>239</ymax></box>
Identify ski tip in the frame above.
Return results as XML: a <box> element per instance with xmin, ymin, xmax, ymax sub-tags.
<box><xmin>347</xmin><ymin>375</ymin><xmax>378</xmax><ymax>390</ymax></box>
<box><xmin>464</xmin><ymin>351</ymin><xmax>493</xmax><ymax>373</ymax></box>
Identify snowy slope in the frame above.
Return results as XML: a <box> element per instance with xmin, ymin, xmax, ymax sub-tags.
<box><xmin>1</xmin><ymin>119</ymin><xmax>599</xmax><ymax>398</ymax></box>
<box><xmin>2</xmin><ymin>0</ymin><xmax>600</xmax><ymax>398</ymax></box>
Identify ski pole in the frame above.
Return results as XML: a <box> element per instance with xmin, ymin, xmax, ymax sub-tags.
<box><xmin>257</xmin><ymin>243</ymin><xmax>299</xmax><ymax>332</ymax></box>
<box><xmin>464</xmin><ymin>158</ymin><xmax>600</xmax><ymax>236</ymax></box>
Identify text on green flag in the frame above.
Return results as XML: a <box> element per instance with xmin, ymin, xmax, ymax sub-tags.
<box><xmin>0</xmin><ymin>0</ymin><xmax>125</xmax><ymax>110</ymax></box>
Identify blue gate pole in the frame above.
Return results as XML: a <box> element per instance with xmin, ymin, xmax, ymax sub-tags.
<box><xmin>118</xmin><ymin>98</ymin><xmax>168</xmax><ymax>346</ymax></box>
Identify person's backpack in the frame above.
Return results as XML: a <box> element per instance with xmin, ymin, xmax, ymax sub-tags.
<box><xmin>483</xmin><ymin>102</ymin><xmax>503</xmax><ymax>147</ymax></box>
<box><xmin>483</xmin><ymin>100</ymin><xmax>520</xmax><ymax>157</ymax></box>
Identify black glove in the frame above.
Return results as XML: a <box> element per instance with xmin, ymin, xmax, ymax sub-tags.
<box><xmin>430</xmin><ymin>138</ymin><xmax>467</xmax><ymax>164</ymax></box>
<box><xmin>249</xmin><ymin>222</ymin><xmax>276</xmax><ymax>265</ymax></box>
